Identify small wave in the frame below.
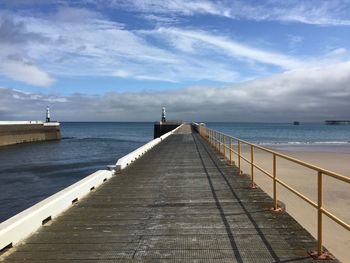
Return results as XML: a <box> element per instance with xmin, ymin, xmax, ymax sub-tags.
<box><xmin>312</xmin><ymin>141</ymin><xmax>350</xmax><ymax>145</ymax></box>
<box><xmin>61</xmin><ymin>137</ymin><xmax>76</xmax><ymax>140</ymax></box>
<box><xmin>258</xmin><ymin>141</ymin><xmax>350</xmax><ymax>146</ymax></box>
<box><xmin>78</xmin><ymin>137</ymin><xmax>148</xmax><ymax>144</ymax></box>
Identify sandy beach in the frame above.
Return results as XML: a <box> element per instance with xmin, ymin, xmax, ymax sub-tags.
<box><xmin>225</xmin><ymin>145</ymin><xmax>350</xmax><ymax>262</ymax></box>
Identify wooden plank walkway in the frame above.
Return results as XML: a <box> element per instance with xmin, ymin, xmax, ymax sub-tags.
<box><xmin>1</xmin><ymin>124</ymin><xmax>337</xmax><ymax>262</ymax></box>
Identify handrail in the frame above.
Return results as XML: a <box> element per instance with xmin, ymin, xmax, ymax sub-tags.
<box><xmin>197</xmin><ymin>125</ymin><xmax>349</xmax><ymax>258</ymax></box>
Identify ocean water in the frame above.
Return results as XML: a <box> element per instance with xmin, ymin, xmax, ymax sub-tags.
<box><xmin>0</xmin><ymin>122</ymin><xmax>349</xmax><ymax>222</ymax></box>
<box><xmin>0</xmin><ymin>122</ymin><xmax>153</xmax><ymax>222</ymax></box>
<box><xmin>206</xmin><ymin>122</ymin><xmax>350</xmax><ymax>153</ymax></box>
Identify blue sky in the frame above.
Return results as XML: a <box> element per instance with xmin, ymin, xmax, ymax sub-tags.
<box><xmin>1</xmin><ymin>0</ymin><xmax>350</xmax><ymax>121</ymax></box>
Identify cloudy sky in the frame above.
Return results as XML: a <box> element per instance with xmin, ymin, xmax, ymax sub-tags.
<box><xmin>0</xmin><ymin>0</ymin><xmax>350</xmax><ymax>121</ymax></box>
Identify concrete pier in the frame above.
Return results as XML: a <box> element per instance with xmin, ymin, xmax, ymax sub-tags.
<box><xmin>0</xmin><ymin>124</ymin><xmax>335</xmax><ymax>262</ymax></box>
<box><xmin>0</xmin><ymin>121</ymin><xmax>61</xmax><ymax>147</ymax></box>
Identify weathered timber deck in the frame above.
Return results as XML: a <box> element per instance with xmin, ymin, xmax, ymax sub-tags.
<box><xmin>1</xmin><ymin>124</ymin><xmax>337</xmax><ymax>262</ymax></box>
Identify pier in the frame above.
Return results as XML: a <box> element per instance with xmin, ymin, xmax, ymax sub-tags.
<box><xmin>0</xmin><ymin>108</ymin><xmax>61</xmax><ymax>147</ymax></box>
<box><xmin>0</xmin><ymin>124</ymin><xmax>348</xmax><ymax>262</ymax></box>
<box><xmin>0</xmin><ymin>121</ymin><xmax>60</xmax><ymax>147</ymax></box>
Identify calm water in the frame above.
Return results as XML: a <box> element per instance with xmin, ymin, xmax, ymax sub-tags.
<box><xmin>207</xmin><ymin>122</ymin><xmax>350</xmax><ymax>153</ymax></box>
<box><xmin>0</xmin><ymin>122</ymin><xmax>153</xmax><ymax>222</ymax></box>
<box><xmin>1</xmin><ymin>122</ymin><xmax>349</xmax><ymax>222</ymax></box>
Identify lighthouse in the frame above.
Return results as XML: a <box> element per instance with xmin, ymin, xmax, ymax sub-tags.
<box><xmin>154</xmin><ymin>107</ymin><xmax>181</xmax><ymax>138</ymax></box>
<box><xmin>161</xmin><ymin>107</ymin><xmax>166</xmax><ymax>123</ymax></box>
<box><xmin>46</xmin><ymin>106</ymin><xmax>50</xmax><ymax>123</ymax></box>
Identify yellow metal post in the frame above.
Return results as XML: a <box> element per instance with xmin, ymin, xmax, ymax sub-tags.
<box><xmin>229</xmin><ymin>138</ymin><xmax>232</xmax><ymax>164</ymax></box>
<box><xmin>217</xmin><ymin>132</ymin><xmax>219</xmax><ymax>151</ymax></box>
<box><xmin>238</xmin><ymin>140</ymin><xmax>241</xmax><ymax>174</ymax></box>
<box><xmin>217</xmin><ymin>133</ymin><xmax>219</xmax><ymax>151</ymax></box>
<box><xmin>214</xmin><ymin>131</ymin><xmax>216</xmax><ymax>149</ymax></box>
<box><xmin>223</xmin><ymin>135</ymin><xmax>226</xmax><ymax>159</ymax></box>
<box><xmin>216</xmin><ymin>132</ymin><xmax>220</xmax><ymax>151</ymax></box>
<box><xmin>273</xmin><ymin>154</ymin><xmax>277</xmax><ymax>210</ymax></box>
<box><xmin>317</xmin><ymin>171</ymin><xmax>323</xmax><ymax>256</ymax></box>
<box><xmin>220</xmin><ymin>134</ymin><xmax>223</xmax><ymax>154</ymax></box>
<box><xmin>250</xmin><ymin>145</ymin><xmax>255</xmax><ymax>187</ymax></box>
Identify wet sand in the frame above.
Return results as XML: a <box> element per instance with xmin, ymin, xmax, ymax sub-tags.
<box><xmin>224</xmin><ymin>145</ymin><xmax>349</xmax><ymax>262</ymax></box>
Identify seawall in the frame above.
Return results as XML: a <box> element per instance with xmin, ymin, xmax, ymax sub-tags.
<box><xmin>0</xmin><ymin>121</ymin><xmax>61</xmax><ymax>147</ymax></box>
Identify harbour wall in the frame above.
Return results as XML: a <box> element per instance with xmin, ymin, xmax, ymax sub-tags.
<box><xmin>154</xmin><ymin>121</ymin><xmax>182</xmax><ymax>138</ymax></box>
<box><xmin>0</xmin><ymin>122</ymin><xmax>61</xmax><ymax>147</ymax></box>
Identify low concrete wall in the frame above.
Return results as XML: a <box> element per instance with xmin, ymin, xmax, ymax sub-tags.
<box><xmin>116</xmin><ymin>124</ymin><xmax>183</xmax><ymax>170</ymax></box>
<box><xmin>0</xmin><ymin>122</ymin><xmax>61</xmax><ymax>147</ymax></box>
<box><xmin>0</xmin><ymin>169</ymin><xmax>113</xmax><ymax>251</ymax></box>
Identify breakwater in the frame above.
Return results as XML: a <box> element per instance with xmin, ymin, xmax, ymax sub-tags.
<box><xmin>0</xmin><ymin>121</ymin><xmax>61</xmax><ymax>147</ymax></box>
<box><xmin>1</xmin><ymin>123</ymin><xmax>343</xmax><ymax>262</ymax></box>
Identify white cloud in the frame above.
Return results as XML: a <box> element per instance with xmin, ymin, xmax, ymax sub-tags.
<box><xmin>1</xmin><ymin>61</ymin><xmax>349</xmax><ymax>121</ymax></box>
<box><xmin>1</xmin><ymin>2</ymin><xmax>349</xmax><ymax>88</ymax></box>
<box><xmin>154</xmin><ymin>28</ymin><xmax>303</xmax><ymax>69</ymax></box>
<box><xmin>1</xmin><ymin>10</ymin><xmax>245</xmax><ymax>83</ymax></box>
<box><xmin>113</xmin><ymin>0</ymin><xmax>230</xmax><ymax>17</ymax></box>
<box><xmin>0</xmin><ymin>15</ymin><xmax>54</xmax><ymax>87</ymax></box>
<box><xmin>53</xmin><ymin>6</ymin><xmax>101</xmax><ymax>22</ymax></box>
<box><xmin>142</xmin><ymin>14</ymin><xmax>179</xmax><ymax>26</ymax></box>
<box><xmin>0</xmin><ymin>59</ymin><xmax>54</xmax><ymax>87</ymax></box>
<box><xmin>100</xmin><ymin>0</ymin><xmax>350</xmax><ymax>26</ymax></box>
<box><xmin>325</xmin><ymin>48</ymin><xmax>348</xmax><ymax>57</ymax></box>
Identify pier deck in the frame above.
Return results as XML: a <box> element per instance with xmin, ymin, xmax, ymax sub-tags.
<box><xmin>1</xmin><ymin>124</ymin><xmax>334</xmax><ymax>262</ymax></box>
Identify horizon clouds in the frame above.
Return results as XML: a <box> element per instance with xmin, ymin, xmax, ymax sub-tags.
<box><xmin>0</xmin><ymin>0</ymin><xmax>350</xmax><ymax>121</ymax></box>
<box><xmin>1</xmin><ymin>61</ymin><xmax>350</xmax><ymax>122</ymax></box>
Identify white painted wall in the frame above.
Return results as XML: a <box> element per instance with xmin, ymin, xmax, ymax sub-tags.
<box><xmin>0</xmin><ymin>121</ymin><xmax>44</xmax><ymax>125</ymax></box>
<box><xmin>115</xmin><ymin>123</ymin><xmax>183</xmax><ymax>170</ymax></box>
<box><xmin>0</xmin><ymin>121</ymin><xmax>60</xmax><ymax>126</ymax></box>
<box><xmin>0</xmin><ymin>170</ymin><xmax>113</xmax><ymax>251</ymax></box>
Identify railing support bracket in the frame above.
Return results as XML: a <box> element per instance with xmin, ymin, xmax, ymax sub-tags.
<box><xmin>244</xmin><ymin>183</ymin><xmax>258</xmax><ymax>189</ymax></box>
<box><xmin>308</xmin><ymin>250</ymin><xmax>333</xmax><ymax>260</ymax></box>
<box><xmin>270</xmin><ymin>207</ymin><xmax>283</xmax><ymax>212</ymax></box>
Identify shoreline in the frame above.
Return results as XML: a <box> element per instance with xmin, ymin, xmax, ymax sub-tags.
<box><xmin>237</xmin><ymin>146</ymin><xmax>349</xmax><ymax>262</ymax></box>
<box><xmin>266</xmin><ymin>144</ymin><xmax>350</xmax><ymax>155</ymax></box>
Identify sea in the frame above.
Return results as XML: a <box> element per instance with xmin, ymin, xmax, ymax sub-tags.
<box><xmin>0</xmin><ymin>122</ymin><xmax>349</xmax><ymax>222</ymax></box>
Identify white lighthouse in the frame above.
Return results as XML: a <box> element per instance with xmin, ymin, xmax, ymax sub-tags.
<box><xmin>161</xmin><ymin>107</ymin><xmax>166</xmax><ymax>123</ymax></box>
<box><xmin>46</xmin><ymin>106</ymin><xmax>50</xmax><ymax>122</ymax></box>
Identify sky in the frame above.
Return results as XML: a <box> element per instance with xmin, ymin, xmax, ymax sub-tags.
<box><xmin>0</xmin><ymin>0</ymin><xmax>350</xmax><ymax>122</ymax></box>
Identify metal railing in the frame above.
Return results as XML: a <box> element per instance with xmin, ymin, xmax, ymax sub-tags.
<box><xmin>197</xmin><ymin>125</ymin><xmax>349</xmax><ymax>258</ymax></box>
